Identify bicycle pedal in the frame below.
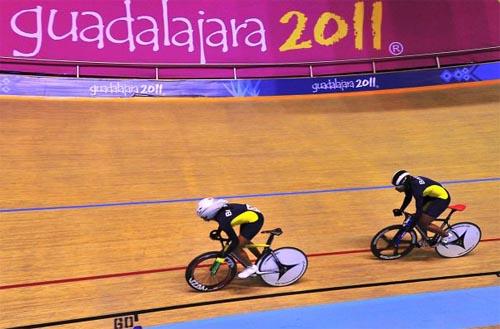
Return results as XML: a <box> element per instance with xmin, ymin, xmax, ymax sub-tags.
<box><xmin>417</xmin><ymin>240</ymin><xmax>428</xmax><ymax>248</ymax></box>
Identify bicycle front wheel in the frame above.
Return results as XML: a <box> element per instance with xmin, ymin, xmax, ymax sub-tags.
<box><xmin>370</xmin><ymin>225</ymin><xmax>417</xmax><ymax>260</ymax></box>
<box><xmin>258</xmin><ymin>247</ymin><xmax>308</xmax><ymax>287</ymax></box>
<box><xmin>435</xmin><ymin>222</ymin><xmax>482</xmax><ymax>258</ymax></box>
<box><xmin>185</xmin><ymin>251</ymin><xmax>237</xmax><ymax>292</ymax></box>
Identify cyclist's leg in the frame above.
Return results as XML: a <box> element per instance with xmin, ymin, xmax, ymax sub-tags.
<box><xmin>417</xmin><ymin>198</ymin><xmax>433</xmax><ymax>237</ymax></box>
<box><xmin>419</xmin><ymin>198</ymin><xmax>451</xmax><ymax>237</ymax></box>
<box><xmin>236</xmin><ymin>214</ymin><xmax>264</xmax><ymax>279</ymax></box>
<box><xmin>239</xmin><ymin>213</ymin><xmax>264</xmax><ymax>259</ymax></box>
<box><xmin>233</xmin><ymin>235</ymin><xmax>253</xmax><ymax>266</ymax></box>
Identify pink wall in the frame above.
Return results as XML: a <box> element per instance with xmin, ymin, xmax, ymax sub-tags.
<box><xmin>0</xmin><ymin>0</ymin><xmax>498</xmax><ymax>78</ymax></box>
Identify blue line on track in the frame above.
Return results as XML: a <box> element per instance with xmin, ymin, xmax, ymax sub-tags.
<box><xmin>147</xmin><ymin>286</ymin><xmax>500</xmax><ymax>329</ymax></box>
<box><xmin>1</xmin><ymin>177</ymin><xmax>498</xmax><ymax>214</ymax></box>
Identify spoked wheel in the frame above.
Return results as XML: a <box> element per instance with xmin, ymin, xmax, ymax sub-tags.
<box><xmin>435</xmin><ymin>222</ymin><xmax>482</xmax><ymax>258</ymax></box>
<box><xmin>185</xmin><ymin>252</ymin><xmax>237</xmax><ymax>292</ymax></box>
<box><xmin>371</xmin><ymin>225</ymin><xmax>418</xmax><ymax>260</ymax></box>
<box><xmin>257</xmin><ymin>247</ymin><xmax>308</xmax><ymax>286</ymax></box>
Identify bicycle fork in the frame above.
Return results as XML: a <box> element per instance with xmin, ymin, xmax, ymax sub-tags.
<box><xmin>392</xmin><ymin>229</ymin><xmax>408</xmax><ymax>247</ymax></box>
<box><xmin>209</xmin><ymin>261</ymin><xmax>221</xmax><ymax>276</ymax></box>
<box><xmin>393</xmin><ymin>216</ymin><xmax>416</xmax><ymax>246</ymax></box>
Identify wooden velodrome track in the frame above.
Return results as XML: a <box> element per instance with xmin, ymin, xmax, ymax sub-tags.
<box><xmin>1</xmin><ymin>81</ymin><xmax>499</xmax><ymax>329</ymax></box>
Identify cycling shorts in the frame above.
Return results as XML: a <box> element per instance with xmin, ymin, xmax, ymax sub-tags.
<box><xmin>423</xmin><ymin>197</ymin><xmax>451</xmax><ymax>218</ymax></box>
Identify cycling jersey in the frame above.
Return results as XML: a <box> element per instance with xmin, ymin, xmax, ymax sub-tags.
<box><xmin>400</xmin><ymin>176</ymin><xmax>451</xmax><ymax>219</ymax></box>
<box><xmin>213</xmin><ymin>203</ymin><xmax>264</xmax><ymax>257</ymax></box>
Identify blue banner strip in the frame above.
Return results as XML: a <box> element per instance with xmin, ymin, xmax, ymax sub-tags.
<box><xmin>0</xmin><ymin>62</ymin><xmax>498</xmax><ymax>98</ymax></box>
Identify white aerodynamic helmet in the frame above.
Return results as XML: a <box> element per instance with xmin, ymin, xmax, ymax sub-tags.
<box><xmin>196</xmin><ymin>197</ymin><xmax>228</xmax><ymax>220</ymax></box>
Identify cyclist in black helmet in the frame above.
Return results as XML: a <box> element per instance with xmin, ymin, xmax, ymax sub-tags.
<box><xmin>391</xmin><ymin>170</ymin><xmax>453</xmax><ymax>245</ymax></box>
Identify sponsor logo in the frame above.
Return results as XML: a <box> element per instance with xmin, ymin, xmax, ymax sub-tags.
<box><xmin>8</xmin><ymin>0</ymin><xmax>266</xmax><ymax>64</ymax></box>
<box><xmin>440</xmin><ymin>67</ymin><xmax>474</xmax><ymax>83</ymax></box>
<box><xmin>188</xmin><ymin>277</ymin><xmax>209</xmax><ymax>291</ymax></box>
<box><xmin>113</xmin><ymin>314</ymin><xmax>142</xmax><ymax>329</ymax></box>
<box><xmin>89</xmin><ymin>82</ymin><xmax>164</xmax><ymax>96</ymax></box>
<box><xmin>312</xmin><ymin>77</ymin><xmax>377</xmax><ymax>93</ymax></box>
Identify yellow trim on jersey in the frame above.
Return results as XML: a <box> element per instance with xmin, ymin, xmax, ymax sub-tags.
<box><xmin>231</xmin><ymin>211</ymin><xmax>259</xmax><ymax>226</ymax></box>
<box><xmin>245</xmin><ymin>243</ymin><xmax>270</xmax><ymax>248</ymax></box>
<box><xmin>423</xmin><ymin>185</ymin><xmax>449</xmax><ymax>199</ymax></box>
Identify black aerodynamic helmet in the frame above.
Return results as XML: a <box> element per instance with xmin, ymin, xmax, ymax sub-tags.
<box><xmin>392</xmin><ymin>170</ymin><xmax>411</xmax><ymax>186</ymax></box>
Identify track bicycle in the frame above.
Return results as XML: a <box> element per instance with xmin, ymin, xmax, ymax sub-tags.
<box><xmin>185</xmin><ymin>228</ymin><xmax>308</xmax><ymax>292</ymax></box>
<box><xmin>371</xmin><ymin>204</ymin><xmax>481</xmax><ymax>260</ymax></box>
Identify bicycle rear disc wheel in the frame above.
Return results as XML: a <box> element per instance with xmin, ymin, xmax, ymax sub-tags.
<box><xmin>185</xmin><ymin>251</ymin><xmax>237</xmax><ymax>292</ymax></box>
<box><xmin>435</xmin><ymin>222</ymin><xmax>482</xmax><ymax>258</ymax></box>
<box><xmin>370</xmin><ymin>225</ymin><xmax>417</xmax><ymax>260</ymax></box>
<box><xmin>258</xmin><ymin>247</ymin><xmax>308</xmax><ymax>287</ymax></box>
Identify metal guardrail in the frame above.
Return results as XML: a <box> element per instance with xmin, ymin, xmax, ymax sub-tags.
<box><xmin>0</xmin><ymin>46</ymin><xmax>499</xmax><ymax>79</ymax></box>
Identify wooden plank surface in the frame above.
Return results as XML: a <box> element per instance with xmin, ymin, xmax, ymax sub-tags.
<box><xmin>1</xmin><ymin>82</ymin><xmax>499</xmax><ymax>328</ymax></box>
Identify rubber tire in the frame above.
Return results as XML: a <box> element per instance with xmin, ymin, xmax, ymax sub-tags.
<box><xmin>370</xmin><ymin>225</ymin><xmax>417</xmax><ymax>260</ymax></box>
<box><xmin>185</xmin><ymin>251</ymin><xmax>237</xmax><ymax>292</ymax></box>
<box><xmin>258</xmin><ymin>247</ymin><xmax>308</xmax><ymax>286</ymax></box>
<box><xmin>435</xmin><ymin>222</ymin><xmax>482</xmax><ymax>258</ymax></box>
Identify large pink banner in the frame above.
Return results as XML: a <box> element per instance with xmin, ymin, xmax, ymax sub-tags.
<box><xmin>0</xmin><ymin>0</ymin><xmax>498</xmax><ymax>65</ymax></box>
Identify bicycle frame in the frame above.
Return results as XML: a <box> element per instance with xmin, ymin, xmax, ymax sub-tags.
<box><xmin>370</xmin><ymin>204</ymin><xmax>474</xmax><ymax>260</ymax></box>
<box><xmin>186</xmin><ymin>227</ymin><xmax>308</xmax><ymax>291</ymax></box>
<box><xmin>210</xmin><ymin>229</ymin><xmax>285</xmax><ymax>275</ymax></box>
<box><xmin>394</xmin><ymin>209</ymin><xmax>457</xmax><ymax>247</ymax></box>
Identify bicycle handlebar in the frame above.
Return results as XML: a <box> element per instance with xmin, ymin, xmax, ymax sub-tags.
<box><xmin>209</xmin><ymin>230</ymin><xmax>229</xmax><ymax>242</ymax></box>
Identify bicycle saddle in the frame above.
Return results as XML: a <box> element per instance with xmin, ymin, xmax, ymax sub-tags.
<box><xmin>448</xmin><ymin>204</ymin><xmax>466</xmax><ymax>211</ymax></box>
<box><xmin>261</xmin><ymin>228</ymin><xmax>283</xmax><ymax>236</ymax></box>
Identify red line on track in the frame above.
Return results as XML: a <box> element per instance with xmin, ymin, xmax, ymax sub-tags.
<box><xmin>0</xmin><ymin>266</ymin><xmax>185</xmax><ymax>290</ymax></box>
<box><xmin>1</xmin><ymin>238</ymin><xmax>499</xmax><ymax>291</ymax></box>
<box><xmin>479</xmin><ymin>237</ymin><xmax>500</xmax><ymax>242</ymax></box>
<box><xmin>308</xmin><ymin>249</ymin><xmax>370</xmax><ymax>257</ymax></box>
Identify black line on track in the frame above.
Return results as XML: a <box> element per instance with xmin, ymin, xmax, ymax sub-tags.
<box><xmin>10</xmin><ymin>270</ymin><xmax>499</xmax><ymax>329</ymax></box>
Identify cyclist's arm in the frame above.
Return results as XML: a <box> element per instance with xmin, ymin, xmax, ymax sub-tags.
<box><xmin>399</xmin><ymin>190</ymin><xmax>412</xmax><ymax>212</ymax></box>
<box><xmin>414</xmin><ymin>192</ymin><xmax>424</xmax><ymax>219</ymax></box>
<box><xmin>218</xmin><ymin>222</ymin><xmax>239</xmax><ymax>257</ymax></box>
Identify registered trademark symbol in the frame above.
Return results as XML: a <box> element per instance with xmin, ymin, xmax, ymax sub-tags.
<box><xmin>389</xmin><ymin>41</ymin><xmax>404</xmax><ymax>55</ymax></box>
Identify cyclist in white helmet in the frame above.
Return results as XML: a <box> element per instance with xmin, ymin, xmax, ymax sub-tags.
<box><xmin>196</xmin><ymin>197</ymin><xmax>264</xmax><ymax>279</ymax></box>
<box><xmin>391</xmin><ymin>170</ymin><xmax>454</xmax><ymax>245</ymax></box>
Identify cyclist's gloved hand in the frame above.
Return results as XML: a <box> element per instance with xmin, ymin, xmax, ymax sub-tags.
<box><xmin>393</xmin><ymin>208</ymin><xmax>403</xmax><ymax>217</ymax></box>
